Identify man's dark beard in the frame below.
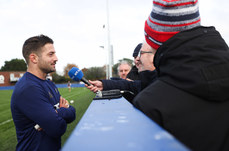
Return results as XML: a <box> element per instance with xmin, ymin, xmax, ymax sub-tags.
<box><xmin>40</xmin><ymin>66</ymin><xmax>56</xmax><ymax>74</ymax></box>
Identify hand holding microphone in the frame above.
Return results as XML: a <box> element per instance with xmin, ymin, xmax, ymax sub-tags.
<box><xmin>68</xmin><ymin>67</ymin><xmax>125</xmax><ymax>100</ymax></box>
<box><xmin>86</xmin><ymin>80</ymin><xmax>103</xmax><ymax>93</ymax></box>
<box><xmin>68</xmin><ymin>67</ymin><xmax>103</xmax><ymax>95</ymax></box>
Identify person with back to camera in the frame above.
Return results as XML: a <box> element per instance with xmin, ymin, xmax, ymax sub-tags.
<box><xmin>11</xmin><ymin>35</ymin><xmax>76</xmax><ymax>151</ymax></box>
<box><xmin>133</xmin><ymin>0</ymin><xmax>229</xmax><ymax>150</ymax></box>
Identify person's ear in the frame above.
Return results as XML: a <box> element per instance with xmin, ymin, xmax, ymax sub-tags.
<box><xmin>29</xmin><ymin>53</ymin><xmax>38</xmax><ymax>64</ymax></box>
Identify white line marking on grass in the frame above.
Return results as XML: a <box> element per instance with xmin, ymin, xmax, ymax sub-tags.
<box><xmin>0</xmin><ymin>119</ymin><xmax>13</xmax><ymax>126</ymax></box>
<box><xmin>64</xmin><ymin>93</ymin><xmax>81</xmax><ymax>100</ymax></box>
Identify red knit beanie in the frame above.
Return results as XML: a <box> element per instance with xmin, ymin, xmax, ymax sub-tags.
<box><xmin>145</xmin><ymin>0</ymin><xmax>201</xmax><ymax>50</ymax></box>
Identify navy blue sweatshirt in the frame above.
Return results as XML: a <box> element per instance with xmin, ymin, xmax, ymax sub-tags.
<box><xmin>11</xmin><ymin>72</ymin><xmax>76</xmax><ymax>151</ymax></box>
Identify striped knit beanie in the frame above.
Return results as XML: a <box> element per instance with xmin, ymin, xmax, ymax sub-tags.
<box><xmin>145</xmin><ymin>0</ymin><xmax>201</xmax><ymax>50</ymax></box>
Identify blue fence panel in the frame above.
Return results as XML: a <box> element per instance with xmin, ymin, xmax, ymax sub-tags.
<box><xmin>62</xmin><ymin>97</ymin><xmax>190</xmax><ymax>151</ymax></box>
<box><xmin>56</xmin><ymin>83</ymin><xmax>85</xmax><ymax>88</ymax></box>
<box><xmin>0</xmin><ymin>83</ymin><xmax>85</xmax><ymax>90</ymax></box>
<box><xmin>0</xmin><ymin>86</ymin><xmax>15</xmax><ymax>90</ymax></box>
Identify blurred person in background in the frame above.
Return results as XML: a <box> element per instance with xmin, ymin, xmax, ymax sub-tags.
<box><xmin>117</xmin><ymin>60</ymin><xmax>132</xmax><ymax>79</ymax></box>
<box><xmin>67</xmin><ymin>81</ymin><xmax>71</xmax><ymax>92</ymax></box>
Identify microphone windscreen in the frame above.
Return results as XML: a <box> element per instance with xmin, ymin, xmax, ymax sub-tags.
<box><xmin>68</xmin><ymin>67</ymin><xmax>84</xmax><ymax>81</ymax></box>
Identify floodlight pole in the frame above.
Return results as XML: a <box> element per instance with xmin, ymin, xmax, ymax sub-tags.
<box><xmin>106</xmin><ymin>0</ymin><xmax>112</xmax><ymax>78</ymax></box>
<box><xmin>99</xmin><ymin>46</ymin><xmax>109</xmax><ymax>79</ymax></box>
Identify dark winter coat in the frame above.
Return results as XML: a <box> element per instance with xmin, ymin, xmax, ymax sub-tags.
<box><xmin>133</xmin><ymin>26</ymin><xmax>229</xmax><ymax>151</ymax></box>
<box><xmin>126</xmin><ymin>65</ymin><xmax>140</xmax><ymax>80</ymax></box>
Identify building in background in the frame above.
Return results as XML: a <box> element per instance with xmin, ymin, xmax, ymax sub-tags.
<box><xmin>0</xmin><ymin>71</ymin><xmax>25</xmax><ymax>87</ymax></box>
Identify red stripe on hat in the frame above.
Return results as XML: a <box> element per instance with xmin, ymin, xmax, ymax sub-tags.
<box><xmin>149</xmin><ymin>17</ymin><xmax>201</xmax><ymax>28</ymax></box>
<box><xmin>144</xmin><ymin>21</ymin><xmax>178</xmax><ymax>49</ymax></box>
<box><xmin>154</xmin><ymin>0</ymin><xmax>198</xmax><ymax>7</ymax></box>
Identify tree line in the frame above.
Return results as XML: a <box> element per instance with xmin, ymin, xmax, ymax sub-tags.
<box><xmin>0</xmin><ymin>58</ymin><xmax>133</xmax><ymax>84</ymax></box>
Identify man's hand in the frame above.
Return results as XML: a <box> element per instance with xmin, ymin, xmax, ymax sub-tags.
<box><xmin>85</xmin><ymin>80</ymin><xmax>103</xmax><ymax>93</ymax></box>
<box><xmin>126</xmin><ymin>78</ymin><xmax>133</xmax><ymax>81</ymax></box>
<box><xmin>59</xmin><ymin>96</ymin><xmax>69</xmax><ymax>108</ymax></box>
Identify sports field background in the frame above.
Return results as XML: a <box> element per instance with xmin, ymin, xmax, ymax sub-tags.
<box><xmin>0</xmin><ymin>87</ymin><xmax>95</xmax><ymax>150</ymax></box>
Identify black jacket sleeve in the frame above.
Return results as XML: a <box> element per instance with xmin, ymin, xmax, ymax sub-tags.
<box><xmin>139</xmin><ymin>70</ymin><xmax>157</xmax><ymax>91</ymax></box>
<box><xmin>100</xmin><ymin>70</ymin><xmax>157</xmax><ymax>103</ymax></box>
<box><xmin>101</xmin><ymin>79</ymin><xmax>141</xmax><ymax>95</ymax></box>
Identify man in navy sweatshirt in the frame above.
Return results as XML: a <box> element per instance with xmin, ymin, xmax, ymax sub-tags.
<box><xmin>11</xmin><ymin>35</ymin><xmax>76</xmax><ymax>151</ymax></box>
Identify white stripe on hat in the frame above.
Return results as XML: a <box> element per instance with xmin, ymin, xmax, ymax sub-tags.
<box><xmin>144</xmin><ymin>31</ymin><xmax>163</xmax><ymax>46</ymax></box>
<box><xmin>153</xmin><ymin>4</ymin><xmax>199</xmax><ymax>15</ymax></box>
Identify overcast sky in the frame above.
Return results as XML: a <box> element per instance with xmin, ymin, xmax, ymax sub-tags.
<box><xmin>0</xmin><ymin>0</ymin><xmax>229</xmax><ymax>75</ymax></box>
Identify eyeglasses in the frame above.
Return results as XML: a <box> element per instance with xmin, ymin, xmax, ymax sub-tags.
<box><xmin>138</xmin><ymin>50</ymin><xmax>153</xmax><ymax>57</ymax></box>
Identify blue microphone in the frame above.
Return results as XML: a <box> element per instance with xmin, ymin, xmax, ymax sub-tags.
<box><xmin>68</xmin><ymin>67</ymin><xmax>91</xmax><ymax>86</ymax></box>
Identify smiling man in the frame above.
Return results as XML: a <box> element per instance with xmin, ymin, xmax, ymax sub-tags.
<box><xmin>11</xmin><ymin>35</ymin><xmax>76</xmax><ymax>151</ymax></box>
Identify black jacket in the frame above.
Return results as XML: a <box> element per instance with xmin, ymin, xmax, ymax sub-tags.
<box><xmin>126</xmin><ymin>66</ymin><xmax>140</xmax><ymax>80</ymax></box>
<box><xmin>102</xmin><ymin>70</ymin><xmax>157</xmax><ymax>102</ymax></box>
<box><xmin>133</xmin><ymin>26</ymin><xmax>229</xmax><ymax>151</ymax></box>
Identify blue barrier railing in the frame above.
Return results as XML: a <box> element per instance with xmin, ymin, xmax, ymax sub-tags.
<box><xmin>56</xmin><ymin>83</ymin><xmax>85</xmax><ymax>88</ymax></box>
<box><xmin>62</xmin><ymin>97</ymin><xmax>190</xmax><ymax>151</ymax></box>
<box><xmin>0</xmin><ymin>86</ymin><xmax>15</xmax><ymax>90</ymax></box>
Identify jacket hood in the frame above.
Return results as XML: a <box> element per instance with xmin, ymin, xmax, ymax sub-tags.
<box><xmin>154</xmin><ymin>26</ymin><xmax>229</xmax><ymax>102</ymax></box>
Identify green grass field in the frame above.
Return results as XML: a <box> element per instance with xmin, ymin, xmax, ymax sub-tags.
<box><xmin>0</xmin><ymin>87</ymin><xmax>95</xmax><ymax>151</ymax></box>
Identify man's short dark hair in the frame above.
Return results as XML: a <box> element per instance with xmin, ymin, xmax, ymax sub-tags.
<box><xmin>22</xmin><ymin>34</ymin><xmax>53</xmax><ymax>65</ymax></box>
